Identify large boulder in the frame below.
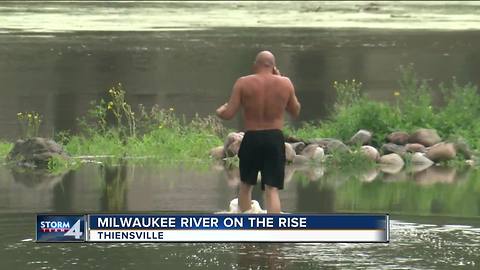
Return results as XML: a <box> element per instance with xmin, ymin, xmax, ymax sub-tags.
<box><xmin>6</xmin><ymin>137</ymin><xmax>69</xmax><ymax>168</ymax></box>
<box><xmin>348</xmin><ymin>129</ymin><xmax>372</xmax><ymax>146</ymax></box>
<box><xmin>410</xmin><ymin>152</ymin><xmax>434</xmax><ymax>166</ymax></box>
<box><xmin>387</xmin><ymin>131</ymin><xmax>410</xmax><ymax>145</ymax></box>
<box><xmin>284</xmin><ymin>143</ymin><xmax>296</xmax><ymax>163</ymax></box>
<box><xmin>379</xmin><ymin>153</ymin><xmax>404</xmax><ymax>174</ymax></box>
<box><xmin>306</xmin><ymin>138</ymin><xmax>349</xmax><ymax>154</ymax></box>
<box><xmin>405</xmin><ymin>143</ymin><xmax>426</xmax><ymax>153</ymax></box>
<box><xmin>425</xmin><ymin>142</ymin><xmax>456</xmax><ymax>163</ymax></box>
<box><xmin>408</xmin><ymin>128</ymin><xmax>441</xmax><ymax>147</ymax></box>
<box><xmin>224</xmin><ymin>132</ymin><xmax>244</xmax><ymax>157</ymax></box>
<box><xmin>451</xmin><ymin>137</ymin><xmax>474</xmax><ymax>159</ymax></box>
<box><xmin>290</xmin><ymin>142</ymin><xmax>306</xmax><ymax>154</ymax></box>
<box><xmin>209</xmin><ymin>146</ymin><xmax>225</xmax><ymax>160</ymax></box>
<box><xmin>379</xmin><ymin>153</ymin><xmax>404</xmax><ymax>166</ymax></box>
<box><xmin>381</xmin><ymin>143</ymin><xmax>407</xmax><ymax>156</ymax></box>
<box><xmin>360</xmin><ymin>145</ymin><xmax>380</xmax><ymax>161</ymax></box>
<box><xmin>300</xmin><ymin>144</ymin><xmax>325</xmax><ymax>161</ymax></box>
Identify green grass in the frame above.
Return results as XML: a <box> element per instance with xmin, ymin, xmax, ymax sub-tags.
<box><xmin>0</xmin><ymin>141</ymin><xmax>13</xmax><ymax>161</ymax></box>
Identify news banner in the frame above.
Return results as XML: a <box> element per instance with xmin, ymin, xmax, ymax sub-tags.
<box><xmin>36</xmin><ymin>214</ymin><xmax>389</xmax><ymax>243</ymax></box>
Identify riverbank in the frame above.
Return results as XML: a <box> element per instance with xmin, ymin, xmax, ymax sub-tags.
<box><xmin>1</xmin><ymin>65</ymin><xmax>478</xmax><ymax>172</ymax></box>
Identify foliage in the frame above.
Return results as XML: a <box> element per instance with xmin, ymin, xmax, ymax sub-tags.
<box><xmin>16</xmin><ymin>111</ymin><xmax>42</xmax><ymax>138</ymax></box>
<box><xmin>289</xmin><ymin>64</ymin><xmax>480</xmax><ymax>154</ymax></box>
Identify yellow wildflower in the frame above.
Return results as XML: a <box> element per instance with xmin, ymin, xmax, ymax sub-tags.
<box><xmin>17</xmin><ymin>112</ymin><xmax>22</xmax><ymax>116</ymax></box>
<box><xmin>28</xmin><ymin>113</ymin><xmax>32</xmax><ymax>118</ymax></box>
<box><xmin>394</xmin><ymin>91</ymin><xmax>400</xmax><ymax>96</ymax></box>
<box><xmin>159</xmin><ymin>125</ymin><xmax>163</xmax><ymax>129</ymax></box>
<box><xmin>169</xmin><ymin>107</ymin><xmax>174</xmax><ymax>111</ymax></box>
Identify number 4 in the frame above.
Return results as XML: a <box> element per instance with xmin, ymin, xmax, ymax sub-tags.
<box><xmin>64</xmin><ymin>220</ymin><xmax>83</xmax><ymax>239</ymax></box>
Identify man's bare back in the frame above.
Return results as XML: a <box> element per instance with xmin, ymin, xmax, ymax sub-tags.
<box><xmin>216</xmin><ymin>52</ymin><xmax>300</xmax><ymax>130</ymax></box>
<box><xmin>237</xmin><ymin>74</ymin><xmax>299</xmax><ymax>130</ymax></box>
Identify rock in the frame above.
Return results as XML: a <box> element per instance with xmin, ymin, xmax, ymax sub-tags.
<box><xmin>387</xmin><ymin>131</ymin><xmax>410</xmax><ymax>145</ymax></box>
<box><xmin>301</xmin><ymin>144</ymin><xmax>324</xmax><ymax>161</ymax></box>
<box><xmin>452</xmin><ymin>138</ymin><xmax>473</xmax><ymax>159</ymax></box>
<box><xmin>405</xmin><ymin>143</ymin><xmax>426</xmax><ymax>153</ymax></box>
<box><xmin>360</xmin><ymin>145</ymin><xmax>380</xmax><ymax>161</ymax></box>
<box><xmin>293</xmin><ymin>154</ymin><xmax>309</xmax><ymax>165</ymax></box>
<box><xmin>224</xmin><ymin>132</ymin><xmax>244</xmax><ymax>157</ymax></box>
<box><xmin>209</xmin><ymin>146</ymin><xmax>225</xmax><ymax>160</ymax></box>
<box><xmin>284</xmin><ymin>143</ymin><xmax>296</xmax><ymax>163</ymax></box>
<box><xmin>307</xmin><ymin>138</ymin><xmax>349</xmax><ymax>154</ymax></box>
<box><xmin>408</xmin><ymin>128</ymin><xmax>441</xmax><ymax>147</ymax></box>
<box><xmin>410</xmin><ymin>152</ymin><xmax>434</xmax><ymax>166</ymax></box>
<box><xmin>410</xmin><ymin>153</ymin><xmax>434</xmax><ymax>172</ymax></box>
<box><xmin>290</xmin><ymin>142</ymin><xmax>306</xmax><ymax>154</ymax></box>
<box><xmin>379</xmin><ymin>153</ymin><xmax>404</xmax><ymax>167</ymax></box>
<box><xmin>284</xmin><ymin>136</ymin><xmax>304</xmax><ymax>144</ymax></box>
<box><xmin>348</xmin><ymin>129</ymin><xmax>372</xmax><ymax>145</ymax></box>
<box><xmin>381</xmin><ymin>143</ymin><xmax>407</xmax><ymax>156</ymax></box>
<box><xmin>425</xmin><ymin>142</ymin><xmax>456</xmax><ymax>163</ymax></box>
<box><xmin>6</xmin><ymin>137</ymin><xmax>69</xmax><ymax>168</ymax></box>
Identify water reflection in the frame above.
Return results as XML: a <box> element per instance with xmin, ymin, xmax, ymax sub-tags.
<box><xmin>0</xmin><ymin>162</ymin><xmax>479</xmax><ymax>217</ymax></box>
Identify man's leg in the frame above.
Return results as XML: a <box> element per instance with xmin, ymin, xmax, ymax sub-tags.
<box><xmin>239</xmin><ymin>181</ymin><xmax>254</xmax><ymax>212</ymax></box>
<box><xmin>264</xmin><ymin>184</ymin><xmax>281</xmax><ymax>213</ymax></box>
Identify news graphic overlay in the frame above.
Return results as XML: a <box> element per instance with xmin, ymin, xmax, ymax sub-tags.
<box><xmin>36</xmin><ymin>215</ymin><xmax>86</xmax><ymax>242</ymax></box>
<box><xmin>88</xmin><ymin>214</ymin><xmax>389</xmax><ymax>243</ymax></box>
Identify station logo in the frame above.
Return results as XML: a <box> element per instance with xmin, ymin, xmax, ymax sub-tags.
<box><xmin>36</xmin><ymin>215</ymin><xmax>86</xmax><ymax>242</ymax></box>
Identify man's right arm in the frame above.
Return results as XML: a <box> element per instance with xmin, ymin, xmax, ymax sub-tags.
<box><xmin>285</xmin><ymin>78</ymin><xmax>301</xmax><ymax>118</ymax></box>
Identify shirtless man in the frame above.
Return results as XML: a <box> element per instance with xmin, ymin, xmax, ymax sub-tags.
<box><xmin>216</xmin><ymin>51</ymin><xmax>301</xmax><ymax>213</ymax></box>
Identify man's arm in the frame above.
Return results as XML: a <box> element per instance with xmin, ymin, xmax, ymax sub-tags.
<box><xmin>285</xmin><ymin>78</ymin><xmax>301</xmax><ymax>118</ymax></box>
<box><xmin>216</xmin><ymin>78</ymin><xmax>242</xmax><ymax>120</ymax></box>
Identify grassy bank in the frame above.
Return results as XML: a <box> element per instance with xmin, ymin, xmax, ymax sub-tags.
<box><xmin>1</xmin><ymin>65</ymin><xmax>478</xmax><ymax>170</ymax></box>
<box><xmin>287</xmin><ymin>64</ymin><xmax>480</xmax><ymax>152</ymax></box>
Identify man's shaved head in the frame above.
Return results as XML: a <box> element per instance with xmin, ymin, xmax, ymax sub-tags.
<box><xmin>254</xmin><ymin>50</ymin><xmax>276</xmax><ymax>68</ymax></box>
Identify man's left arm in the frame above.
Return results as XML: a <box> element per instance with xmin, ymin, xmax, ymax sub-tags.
<box><xmin>216</xmin><ymin>78</ymin><xmax>242</xmax><ymax>120</ymax></box>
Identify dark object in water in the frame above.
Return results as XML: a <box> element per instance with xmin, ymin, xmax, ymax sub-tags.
<box><xmin>6</xmin><ymin>137</ymin><xmax>70</xmax><ymax>168</ymax></box>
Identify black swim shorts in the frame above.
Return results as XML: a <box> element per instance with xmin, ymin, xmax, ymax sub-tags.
<box><xmin>238</xmin><ymin>129</ymin><xmax>286</xmax><ymax>190</ymax></box>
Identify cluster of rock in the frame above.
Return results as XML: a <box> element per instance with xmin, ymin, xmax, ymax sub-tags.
<box><xmin>210</xmin><ymin>128</ymin><xmax>476</xmax><ymax>171</ymax></box>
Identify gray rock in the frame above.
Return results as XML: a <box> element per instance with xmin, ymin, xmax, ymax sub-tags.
<box><xmin>410</xmin><ymin>152</ymin><xmax>434</xmax><ymax>166</ymax></box>
<box><xmin>425</xmin><ymin>142</ymin><xmax>456</xmax><ymax>162</ymax></box>
<box><xmin>408</xmin><ymin>128</ymin><xmax>441</xmax><ymax>147</ymax></box>
<box><xmin>290</xmin><ymin>142</ymin><xmax>306</xmax><ymax>154</ymax></box>
<box><xmin>285</xmin><ymin>143</ymin><xmax>296</xmax><ymax>163</ymax></box>
<box><xmin>379</xmin><ymin>153</ymin><xmax>405</xmax><ymax>166</ymax></box>
<box><xmin>307</xmin><ymin>138</ymin><xmax>349</xmax><ymax>154</ymax></box>
<box><xmin>6</xmin><ymin>137</ymin><xmax>69</xmax><ymax>168</ymax></box>
<box><xmin>360</xmin><ymin>145</ymin><xmax>380</xmax><ymax>161</ymax></box>
<box><xmin>224</xmin><ymin>132</ymin><xmax>244</xmax><ymax>157</ymax></box>
<box><xmin>387</xmin><ymin>131</ymin><xmax>410</xmax><ymax>145</ymax></box>
<box><xmin>405</xmin><ymin>143</ymin><xmax>426</xmax><ymax>153</ymax></box>
<box><xmin>209</xmin><ymin>146</ymin><xmax>225</xmax><ymax>160</ymax></box>
<box><xmin>348</xmin><ymin>129</ymin><xmax>372</xmax><ymax>145</ymax></box>
<box><xmin>381</xmin><ymin>143</ymin><xmax>407</xmax><ymax>156</ymax></box>
<box><xmin>451</xmin><ymin>137</ymin><xmax>473</xmax><ymax>159</ymax></box>
<box><xmin>300</xmin><ymin>144</ymin><xmax>324</xmax><ymax>161</ymax></box>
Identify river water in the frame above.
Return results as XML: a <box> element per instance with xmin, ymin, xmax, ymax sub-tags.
<box><xmin>1</xmin><ymin>1</ymin><xmax>480</xmax><ymax>269</ymax></box>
